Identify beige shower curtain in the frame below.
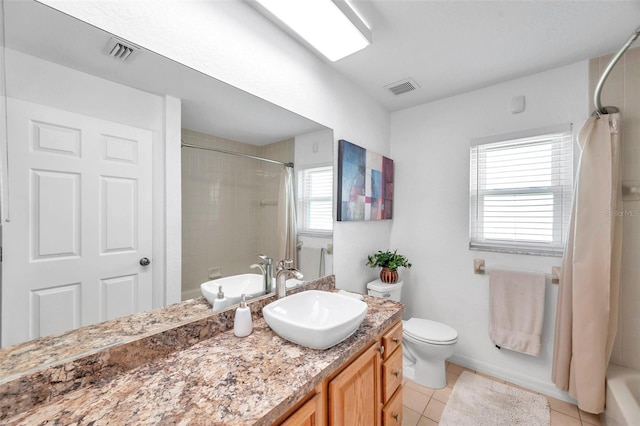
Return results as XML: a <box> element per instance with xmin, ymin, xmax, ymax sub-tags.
<box><xmin>551</xmin><ymin>113</ymin><xmax>623</xmax><ymax>414</ymax></box>
<box><xmin>277</xmin><ymin>166</ymin><xmax>298</xmax><ymax>268</ymax></box>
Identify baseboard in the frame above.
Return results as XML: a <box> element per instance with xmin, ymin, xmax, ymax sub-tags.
<box><xmin>448</xmin><ymin>353</ymin><xmax>577</xmax><ymax>404</ymax></box>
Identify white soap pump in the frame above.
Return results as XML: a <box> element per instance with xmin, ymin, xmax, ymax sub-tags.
<box><xmin>233</xmin><ymin>294</ymin><xmax>253</xmax><ymax>337</ymax></box>
<box><xmin>212</xmin><ymin>285</ymin><xmax>227</xmax><ymax>311</ymax></box>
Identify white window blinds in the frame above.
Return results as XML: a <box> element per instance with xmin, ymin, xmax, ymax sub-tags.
<box><xmin>297</xmin><ymin>165</ymin><xmax>333</xmax><ymax>235</ymax></box>
<box><xmin>470</xmin><ymin>125</ymin><xmax>573</xmax><ymax>256</ymax></box>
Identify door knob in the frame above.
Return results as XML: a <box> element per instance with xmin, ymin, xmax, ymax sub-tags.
<box><xmin>139</xmin><ymin>257</ymin><xmax>151</xmax><ymax>266</ymax></box>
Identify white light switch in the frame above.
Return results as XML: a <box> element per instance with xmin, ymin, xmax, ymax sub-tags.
<box><xmin>511</xmin><ymin>95</ymin><xmax>525</xmax><ymax>114</ymax></box>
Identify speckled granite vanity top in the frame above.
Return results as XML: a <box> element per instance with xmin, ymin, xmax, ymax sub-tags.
<box><xmin>1</xmin><ymin>277</ymin><xmax>403</xmax><ymax>425</ymax></box>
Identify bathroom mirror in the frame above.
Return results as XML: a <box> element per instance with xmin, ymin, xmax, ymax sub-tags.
<box><xmin>0</xmin><ymin>0</ymin><xmax>333</xmax><ymax>361</ymax></box>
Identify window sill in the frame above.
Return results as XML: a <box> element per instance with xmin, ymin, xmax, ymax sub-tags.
<box><xmin>469</xmin><ymin>244</ymin><xmax>563</xmax><ymax>258</ymax></box>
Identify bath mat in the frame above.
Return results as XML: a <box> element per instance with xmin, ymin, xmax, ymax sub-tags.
<box><xmin>439</xmin><ymin>371</ymin><xmax>550</xmax><ymax>426</ymax></box>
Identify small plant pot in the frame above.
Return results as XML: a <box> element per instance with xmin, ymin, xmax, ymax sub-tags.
<box><xmin>380</xmin><ymin>268</ymin><xmax>399</xmax><ymax>284</ymax></box>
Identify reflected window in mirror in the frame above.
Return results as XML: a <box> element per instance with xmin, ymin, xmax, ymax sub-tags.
<box><xmin>297</xmin><ymin>165</ymin><xmax>333</xmax><ymax>236</ymax></box>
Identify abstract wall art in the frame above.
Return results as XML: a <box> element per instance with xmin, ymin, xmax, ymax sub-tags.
<box><xmin>337</xmin><ymin>139</ymin><xmax>394</xmax><ymax>221</ymax></box>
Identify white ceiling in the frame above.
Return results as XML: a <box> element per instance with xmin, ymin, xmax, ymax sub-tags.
<box><xmin>332</xmin><ymin>0</ymin><xmax>640</xmax><ymax>111</ymax></box>
<box><xmin>4</xmin><ymin>1</ymin><xmax>327</xmax><ymax>145</ymax></box>
<box><xmin>6</xmin><ymin>0</ymin><xmax>640</xmax><ymax>141</ymax></box>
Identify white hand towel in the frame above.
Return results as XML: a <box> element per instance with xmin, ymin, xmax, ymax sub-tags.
<box><xmin>338</xmin><ymin>290</ymin><xmax>364</xmax><ymax>300</ymax></box>
<box><xmin>489</xmin><ymin>270</ymin><xmax>546</xmax><ymax>356</ymax></box>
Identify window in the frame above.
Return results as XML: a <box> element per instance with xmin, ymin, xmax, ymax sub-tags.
<box><xmin>297</xmin><ymin>165</ymin><xmax>333</xmax><ymax>235</ymax></box>
<box><xmin>470</xmin><ymin>125</ymin><xmax>573</xmax><ymax>256</ymax></box>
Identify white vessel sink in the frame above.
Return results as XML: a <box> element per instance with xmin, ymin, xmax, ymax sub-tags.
<box><xmin>201</xmin><ymin>274</ymin><xmax>305</xmax><ymax>309</ymax></box>
<box><xmin>201</xmin><ymin>273</ymin><xmax>266</xmax><ymax>307</ymax></box>
<box><xmin>262</xmin><ymin>290</ymin><xmax>368</xmax><ymax>350</ymax></box>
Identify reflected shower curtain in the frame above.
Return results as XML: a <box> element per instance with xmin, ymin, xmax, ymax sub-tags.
<box><xmin>552</xmin><ymin>114</ymin><xmax>623</xmax><ymax>414</ymax></box>
<box><xmin>277</xmin><ymin>166</ymin><xmax>298</xmax><ymax>268</ymax></box>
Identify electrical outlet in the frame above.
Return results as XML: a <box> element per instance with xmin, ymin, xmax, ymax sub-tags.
<box><xmin>208</xmin><ymin>266</ymin><xmax>222</xmax><ymax>279</ymax></box>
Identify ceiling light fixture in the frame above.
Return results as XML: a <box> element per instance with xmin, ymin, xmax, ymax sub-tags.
<box><xmin>251</xmin><ymin>0</ymin><xmax>371</xmax><ymax>61</ymax></box>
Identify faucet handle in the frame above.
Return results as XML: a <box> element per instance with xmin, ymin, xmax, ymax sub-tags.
<box><xmin>258</xmin><ymin>254</ymin><xmax>273</xmax><ymax>265</ymax></box>
<box><xmin>277</xmin><ymin>259</ymin><xmax>294</xmax><ymax>270</ymax></box>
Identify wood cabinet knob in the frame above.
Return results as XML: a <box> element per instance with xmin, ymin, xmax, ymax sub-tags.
<box><xmin>392</xmin><ymin>370</ymin><xmax>400</xmax><ymax>377</ymax></box>
<box><xmin>392</xmin><ymin>413</ymin><xmax>399</xmax><ymax>421</ymax></box>
<box><xmin>392</xmin><ymin>337</ymin><xmax>399</xmax><ymax>343</ymax></box>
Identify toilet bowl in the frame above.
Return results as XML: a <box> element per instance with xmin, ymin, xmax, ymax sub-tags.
<box><xmin>366</xmin><ymin>279</ymin><xmax>458</xmax><ymax>389</ymax></box>
<box><xmin>402</xmin><ymin>318</ymin><xmax>457</xmax><ymax>389</ymax></box>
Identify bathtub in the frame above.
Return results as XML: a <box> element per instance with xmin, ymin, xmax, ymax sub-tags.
<box><xmin>605</xmin><ymin>363</ymin><xmax>640</xmax><ymax>425</ymax></box>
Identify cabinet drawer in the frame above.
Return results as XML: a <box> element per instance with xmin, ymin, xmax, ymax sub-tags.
<box><xmin>382</xmin><ymin>322</ymin><xmax>402</xmax><ymax>359</ymax></box>
<box><xmin>382</xmin><ymin>386</ymin><xmax>403</xmax><ymax>426</ymax></box>
<box><xmin>382</xmin><ymin>347</ymin><xmax>403</xmax><ymax>402</ymax></box>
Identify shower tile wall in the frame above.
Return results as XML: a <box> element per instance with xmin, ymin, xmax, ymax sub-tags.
<box><xmin>181</xmin><ymin>129</ymin><xmax>293</xmax><ymax>298</ymax></box>
<box><xmin>590</xmin><ymin>46</ymin><xmax>640</xmax><ymax>370</ymax></box>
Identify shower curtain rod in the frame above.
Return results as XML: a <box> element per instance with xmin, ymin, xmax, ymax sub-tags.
<box><xmin>181</xmin><ymin>142</ymin><xmax>294</xmax><ymax>168</ymax></box>
<box><xmin>593</xmin><ymin>25</ymin><xmax>640</xmax><ymax>116</ymax></box>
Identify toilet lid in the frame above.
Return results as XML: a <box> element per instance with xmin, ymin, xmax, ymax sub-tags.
<box><xmin>404</xmin><ymin>318</ymin><xmax>458</xmax><ymax>344</ymax></box>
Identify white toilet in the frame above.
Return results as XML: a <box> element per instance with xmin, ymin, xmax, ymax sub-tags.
<box><xmin>367</xmin><ymin>279</ymin><xmax>458</xmax><ymax>389</ymax></box>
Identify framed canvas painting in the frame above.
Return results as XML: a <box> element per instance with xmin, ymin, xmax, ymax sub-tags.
<box><xmin>337</xmin><ymin>139</ymin><xmax>394</xmax><ymax>221</ymax></box>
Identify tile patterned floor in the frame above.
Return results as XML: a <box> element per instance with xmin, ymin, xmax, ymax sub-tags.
<box><xmin>402</xmin><ymin>362</ymin><xmax>603</xmax><ymax>426</ymax></box>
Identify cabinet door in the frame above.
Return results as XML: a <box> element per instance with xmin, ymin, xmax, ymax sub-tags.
<box><xmin>329</xmin><ymin>343</ymin><xmax>381</xmax><ymax>426</ymax></box>
<box><xmin>280</xmin><ymin>393</ymin><xmax>323</xmax><ymax>426</ymax></box>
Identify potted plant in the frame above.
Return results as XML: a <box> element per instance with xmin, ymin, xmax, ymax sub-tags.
<box><xmin>366</xmin><ymin>249</ymin><xmax>412</xmax><ymax>284</ymax></box>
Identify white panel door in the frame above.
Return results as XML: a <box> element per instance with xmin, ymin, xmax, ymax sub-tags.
<box><xmin>2</xmin><ymin>99</ymin><xmax>153</xmax><ymax>347</ymax></box>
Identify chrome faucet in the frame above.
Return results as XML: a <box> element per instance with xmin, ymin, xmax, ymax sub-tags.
<box><xmin>275</xmin><ymin>259</ymin><xmax>303</xmax><ymax>299</ymax></box>
<box><xmin>251</xmin><ymin>255</ymin><xmax>273</xmax><ymax>294</ymax></box>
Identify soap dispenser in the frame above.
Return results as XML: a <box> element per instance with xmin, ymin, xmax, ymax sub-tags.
<box><xmin>212</xmin><ymin>285</ymin><xmax>227</xmax><ymax>311</ymax></box>
<box><xmin>233</xmin><ymin>294</ymin><xmax>253</xmax><ymax>337</ymax></box>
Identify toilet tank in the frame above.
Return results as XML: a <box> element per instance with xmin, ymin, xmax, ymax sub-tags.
<box><xmin>366</xmin><ymin>279</ymin><xmax>403</xmax><ymax>302</ymax></box>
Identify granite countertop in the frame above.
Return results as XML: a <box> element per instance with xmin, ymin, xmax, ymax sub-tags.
<box><xmin>4</xmin><ymin>291</ymin><xmax>403</xmax><ymax>425</ymax></box>
<box><xmin>0</xmin><ymin>297</ymin><xmax>213</xmax><ymax>381</ymax></box>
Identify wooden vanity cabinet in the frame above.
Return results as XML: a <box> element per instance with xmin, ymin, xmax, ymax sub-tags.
<box><xmin>328</xmin><ymin>343</ymin><xmax>380</xmax><ymax>425</ymax></box>
<box><xmin>278</xmin><ymin>320</ymin><xmax>403</xmax><ymax>426</ymax></box>
<box><xmin>326</xmin><ymin>320</ymin><xmax>403</xmax><ymax>426</ymax></box>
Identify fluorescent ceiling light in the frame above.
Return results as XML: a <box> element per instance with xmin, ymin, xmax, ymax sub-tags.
<box><xmin>253</xmin><ymin>0</ymin><xmax>371</xmax><ymax>61</ymax></box>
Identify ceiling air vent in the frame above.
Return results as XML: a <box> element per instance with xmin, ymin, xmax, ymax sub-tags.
<box><xmin>104</xmin><ymin>37</ymin><xmax>140</xmax><ymax>62</ymax></box>
<box><xmin>384</xmin><ymin>78</ymin><xmax>420</xmax><ymax>96</ymax></box>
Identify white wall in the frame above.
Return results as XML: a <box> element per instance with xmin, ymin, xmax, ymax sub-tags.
<box><xmin>295</xmin><ymin>129</ymin><xmax>333</xmax><ymax>168</ymax></box>
<box><xmin>41</xmin><ymin>0</ymin><xmax>390</xmax><ymax>294</ymax></box>
<box><xmin>5</xmin><ymin>49</ymin><xmax>164</xmax><ymax>130</ymax></box>
<box><xmin>390</xmin><ymin>61</ymin><xmax>588</xmax><ymax>400</ymax></box>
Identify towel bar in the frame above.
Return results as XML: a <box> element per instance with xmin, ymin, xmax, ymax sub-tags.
<box><xmin>474</xmin><ymin>259</ymin><xmax>560</xmax><ymax>284</ymax></box>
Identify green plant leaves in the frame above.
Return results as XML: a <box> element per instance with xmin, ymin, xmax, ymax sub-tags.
<box><xmin>366</xmin><ymin>249</ymin><xmax>412</xmax><ymax>270</ymax></box>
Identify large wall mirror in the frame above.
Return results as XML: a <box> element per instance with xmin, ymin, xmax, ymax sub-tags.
<box><xmin>0</xmin><ymin>0</ymin><xmax>334</xmax><ymax>355</ymax></box>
